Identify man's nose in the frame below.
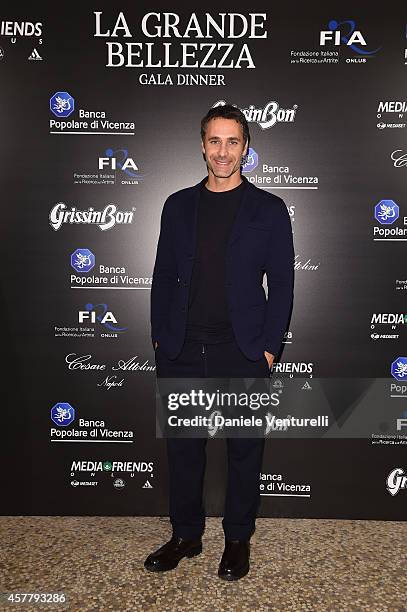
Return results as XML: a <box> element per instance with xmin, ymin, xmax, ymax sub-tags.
<box><xmin>218</xmin><ymin>142</ymin><xmax>228</xmax><ymax>157</ymax></box>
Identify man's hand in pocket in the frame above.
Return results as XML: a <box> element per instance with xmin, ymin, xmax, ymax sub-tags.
<box><xmin>264</xmin><ymin>351</ymin><xmax>274</xmax><ymax>369</ymax></box>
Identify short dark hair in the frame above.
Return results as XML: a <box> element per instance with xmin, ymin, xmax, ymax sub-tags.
<box><xmin>200</xmin><ymin>104</ymin><xmax>250</xmax><ymax>149</ymax></box>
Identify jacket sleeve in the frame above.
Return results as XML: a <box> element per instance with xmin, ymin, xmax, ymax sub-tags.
<box><xmin>150</xmin><ymin>196</ymin><xmax>178</xmax><ymax>345</ymax></box>
<box><xmin>263</xmin><ymin>198</ymin><xmax>294</xmax><ymax>356</ymax></box>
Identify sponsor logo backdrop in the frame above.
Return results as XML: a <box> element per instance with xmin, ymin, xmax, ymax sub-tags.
<box><xmin>1</xmin><ymin>3</ymin><xmax>406</xmax><ymax>518</ymax></box>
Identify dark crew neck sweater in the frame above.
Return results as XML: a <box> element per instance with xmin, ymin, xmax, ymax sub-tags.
<box><xmin>185</xmin><ymin>179</ymin><xmax>246</xmax><ymax>343</ymax></box>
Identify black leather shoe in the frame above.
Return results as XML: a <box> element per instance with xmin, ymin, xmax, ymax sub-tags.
<box><xmin>144</xmin><ymin>535</ymin><xmax>203</xmax><ymax>572</ymax></box>
<box><xmin>218</xmin><ymin>539</ymin><xmax>250</xmax><ymax>581</ymax></box>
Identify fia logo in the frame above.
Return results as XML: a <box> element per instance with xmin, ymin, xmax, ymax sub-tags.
<box><xmin>78</xmin><ymin>303</ymin><xmax>127</xmax><ymax>332</ymax></box>
<box><xmin>320</xmin><ymin>20</ymin><xmax>381</xmax><ymax>55</ymax></box>
<box><xmin>98</xmin><ymin>148</ymin><xmax>143</xmax><ymax>179</ymax></box>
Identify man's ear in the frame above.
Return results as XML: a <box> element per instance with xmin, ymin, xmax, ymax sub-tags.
<box><xmin>201</xmin><ymin>140</ymin><xmax>206</xmax><ymax>158</ymax></box>
<box><xmin>243</xmin><ymin>141</ymin><xmax>248</xmax><ymax>157</ymax></box>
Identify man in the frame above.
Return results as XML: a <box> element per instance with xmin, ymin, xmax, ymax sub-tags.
<box><xmin>146</xmin><ymin>104</ymin><xmax>294</xmax><ymax>580</ymax></box>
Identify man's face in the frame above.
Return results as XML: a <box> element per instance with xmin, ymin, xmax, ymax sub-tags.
<box><xmin>201</xmin><ymin>117</ymin><xmax>248</xmax><ymax>180</ymax></box>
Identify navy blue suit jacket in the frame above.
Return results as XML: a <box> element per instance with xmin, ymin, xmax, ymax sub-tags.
<box><xmin>151</xmin><ymin>174</ymin><xmax>294</xmax><ymax>360</ymax></box>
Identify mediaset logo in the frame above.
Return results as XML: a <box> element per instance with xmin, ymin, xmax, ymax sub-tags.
<box><xmin>371</xmin><ymin>333</ymin><xmax>399</xmax><ymax>341</ymax></box>
<box><xmin>386</xmin><ymin>467</ymin><xmax>407</xmax><ymax>496</ymax></box>
<box><xmin>49</xmin><ymin>202</ymin><xmax>136</xmax><ymax>231</ymax></box>
<box><xmin>71</xmin><ymin>480</ymin><xmax>98</xmax><ymax>487</ymax></box>
<box><xmin>213</xmin><ymin>99</ymin><xmax>298</xmax><ymax>130</ymax></box>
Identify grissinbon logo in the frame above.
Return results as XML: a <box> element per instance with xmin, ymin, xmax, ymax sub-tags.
<box><xmin>386</xmin><ymin>468</ymin><xmax>407</xmax><ymax>496</ymax></box>
<box><xmin>49</xmin><ymin>202</ymin><xmax>136</xmax><ymax>231</ymax></box>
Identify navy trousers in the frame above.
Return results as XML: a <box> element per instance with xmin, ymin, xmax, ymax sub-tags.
<box><xmin>155</xmin><ymin>338</ymin><xmax>270</xmax><ymax>541</ymax></box>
